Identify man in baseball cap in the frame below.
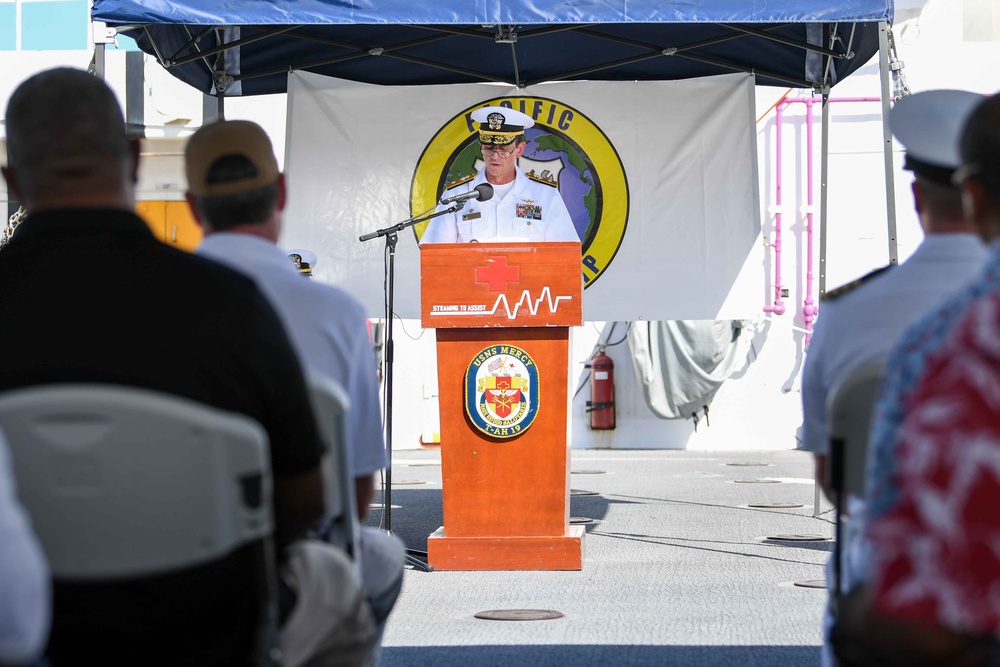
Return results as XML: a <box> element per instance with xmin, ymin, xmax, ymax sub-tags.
<box><xmin>187</xmin><ymin>120</ymin><xmax>404</xmax><ymax>666</ymax></box>
<box><xmin>185</xmin><ymin>119</ymin><xmax>280</xmax><ymax>197</ymax></box>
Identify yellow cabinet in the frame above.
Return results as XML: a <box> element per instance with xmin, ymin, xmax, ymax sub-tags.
<box><xmin>135</xmin><ymin>201</ymin><xmax>203</xmax><ymax>252</ymax></box>
<box><xmin>135</xmin><ymin>201</ymin><xmax>166</xmax><ymax>240</ymax></box>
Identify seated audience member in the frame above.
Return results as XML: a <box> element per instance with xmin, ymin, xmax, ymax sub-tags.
<box><xmin>0</xmin><ymin>430</ymin><xmax>49</xmax><ymax>665</ymax></box>
<box><xmin>0</xmin><ymin>67</ymin><xmax>372</xmax><ymax>666</ymax></box>
<box><xmin>798</xmin><ymin>89</ymin><xmax>987</xmax><ymax>666</ymax></box>
<box><xmin>801</xmin><ymin>89</ymin><xmax>987</xmax><ymax>501</ymax></box>
<box><xmin>834</xmin><ymin>93</ymin><xmax>1000</xmax><ymax>665</ymax></box>
<box><xmin>287</xmin><ymin>249</ymin><xmax>317</xmax><ymax>277</ymax></box>
<box><xmin>187</xmin><ymin>120</ymin><xmax>404</xmax><ymax>654</ymax></box>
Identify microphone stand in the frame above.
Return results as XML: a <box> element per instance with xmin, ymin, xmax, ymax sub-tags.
<box><xmin>359</xmin><ymin>203</ymin><xmax>465</xmax><ymax>571</ymax></box>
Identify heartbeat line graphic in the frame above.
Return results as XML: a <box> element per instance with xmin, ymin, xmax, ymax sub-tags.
<box><xmin>429</xmin><ymin>288</ymin><xmax>573</xmax><ymax>320</ymax></box>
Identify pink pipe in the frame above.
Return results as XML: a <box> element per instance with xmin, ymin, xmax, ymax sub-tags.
<box><xmin>763</xmin><ymin>102</ymin><xmax>786</xmax><ymax>315</ymax></box>
<box><xmin>803</xmin><ymin>102</ymin><xmax>817</xmax><ymax>346</ymax></box>
<box><xmin>763</xmin><ymin>96</ymin><xmax>881</xmax><ymax>348</ymax></box>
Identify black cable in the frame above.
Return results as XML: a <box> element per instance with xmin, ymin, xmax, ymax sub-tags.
<box><xmin>572</xmin><ymin>322</ymin><xmax>632</xmax><ymax>399</ymax></box>
<box><xmin>393</xmin><ymin>312</ymin><xmax>427</xmax><ymax>340</ymax></box>
<box><xmin>604</xmin><ymin>321</ymin><xmax>632</xmax><ymax>347</ymax></box>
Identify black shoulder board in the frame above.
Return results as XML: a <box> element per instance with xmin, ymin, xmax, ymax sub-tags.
<box><xmin>445</xmin><ymin>173</ymin><xmax>476</xmax><ymax>190</ymax></box>
<box><xmin>822</xmin><ymin>265</ymin><xmax>893</xmax><ymax>302</ymax></box>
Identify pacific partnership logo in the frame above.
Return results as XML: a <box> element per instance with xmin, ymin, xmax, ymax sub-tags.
<box><xmin>411</xmin><ymin>96</ymin><xmax>630</xmax><ymax>287</ymax></box>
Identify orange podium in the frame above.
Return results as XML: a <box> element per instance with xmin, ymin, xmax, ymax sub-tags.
<box><xmin>420</xmin><ymin>242</ymin><xmax>584</xmax><ymax>571</ymax></box>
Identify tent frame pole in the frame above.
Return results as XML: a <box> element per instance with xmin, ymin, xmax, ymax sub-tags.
<box><xmin>877</xmin><ymin>20</ymin><xmax>898</xmax><ymax>265</ymax></box>
<box><xmin>816</xmin><ymin>21</ymin><xmax>896</xmax><ymax>295</ymax></box>
<box><xmin>814</xmin><ymin>24</ymin><xmax>834</xmax><ymax>518</ymax></box>
<box><xmin>819</xmin><ymin>89</ymin><xmax>831</xmax><ymax>299</ymax></box>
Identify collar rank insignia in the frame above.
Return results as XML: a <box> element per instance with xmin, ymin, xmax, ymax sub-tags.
<box><xmin>465</xmin><ymin>345</ymin><xmax>539</xmax><ymax>439</ymax></box>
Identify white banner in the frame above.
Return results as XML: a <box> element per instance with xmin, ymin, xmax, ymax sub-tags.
<box><xmin>282</xmin><ymin>71</ymin><xmax>762</xmax><ymax>320</ymax></box>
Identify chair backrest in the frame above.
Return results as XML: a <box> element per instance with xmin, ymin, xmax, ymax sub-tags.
<box><xmin>0</xmin><ymin>384</ymin><xmax>273</xmax><ymax>578</ymax></box>
<box><xmin>306</xmin><ymin>374</ymin><xmax>362</xmax><ymax>580</ymax></box>
<box><xmin>0</xmin><ymin>384</ymin><xmax>283</xmax><ymax>666</ymax></box>
<box><xmin>827</xmin><ymin>361</ymin><xmax>885</xmax><ymax>500</ymax></box>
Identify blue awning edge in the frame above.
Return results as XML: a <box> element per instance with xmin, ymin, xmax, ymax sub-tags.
<box><xmin>91</xmin><ymin>0</ymin><xmax>893</xmax><ymax>95</ymax></box>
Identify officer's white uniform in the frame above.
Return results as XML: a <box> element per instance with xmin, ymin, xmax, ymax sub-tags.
<box><xmin>798</xmin><ymin>89</ymin><xmax>988</xmax><ymax>667</ymax></box>
<box><xmin>800</xmin><ymin>235</ymin><xmax>986</xmax><ymax>456</ymax></box>
<box><xmin>421</xmin><ymin>167</ymin><xmax>579</xmax><ymax>243</ymax></box>
<box><xmin>421</xmin><ymin>105</ymin><xmax>580</xmax><ymax>244</ymax></box>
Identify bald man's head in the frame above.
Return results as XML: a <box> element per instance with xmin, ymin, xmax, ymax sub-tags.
<box><xmin>3</xmin><ymin>67</ymin><xmax>136</xmax><ymax>211</ymax></box>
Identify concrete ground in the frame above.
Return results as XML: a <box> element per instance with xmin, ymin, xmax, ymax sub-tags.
<box><xmin>365</xmin><ymin>448</ymin><xmax>834</xmax><ymax>667</ymax></box>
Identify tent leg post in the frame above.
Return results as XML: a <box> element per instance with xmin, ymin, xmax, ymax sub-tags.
<box><xmin>213</xmin><ymin>70</ymin><xmax>229</xmax><ymax>121</ymax></box>
<box><xmin>92</xmin><ymin>43</ymin><xmax>106</xmax><ymax>80</ymax></box>
<box><xmin>203</xmin><ymin>93</ymin><xmax>220</xmax><ymax>124</ymax></box>
<box><xmin>819</xmin><ymin>89</ymin><xmax>830</xmax><ymax>299</ymax></box>
<box><xmin>877</xmin><ymin>20</ymin><xmax>898</xmax><ymax>266</ymax></box>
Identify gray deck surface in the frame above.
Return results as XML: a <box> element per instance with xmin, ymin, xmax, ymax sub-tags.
<box><xmin>366</xmin><ymin>449</ymin><xmax>832</xmax><ymax>667</ymax></box>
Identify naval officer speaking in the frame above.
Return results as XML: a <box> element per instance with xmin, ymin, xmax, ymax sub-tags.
<box><xmin>420</xmin><ymin>106</ymin><xmax>580</xmax><ymax>244</ymax></box>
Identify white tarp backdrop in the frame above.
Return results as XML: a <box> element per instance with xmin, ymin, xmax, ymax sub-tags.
<box><xmin>282</xmin><ymin>71</ymin><xmax>762</xmax><ymax>320</ymax></box>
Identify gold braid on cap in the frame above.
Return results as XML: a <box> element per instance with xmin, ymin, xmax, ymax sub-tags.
<box><xmin>478</xmin><ymin>111</ymin><xmax>522</xmax><ymax>144</ymax></box>
<box><xmin>479</xmin><ymin>130</ymin><xmax>522</xmax><ymax>144</ymax></box>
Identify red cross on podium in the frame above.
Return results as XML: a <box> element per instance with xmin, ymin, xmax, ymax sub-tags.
<box><xmin>475</xmin><ymin>256</ymin><xmax>520</xmax><ymax>291</ymax></box>
<box><xmin>485</xmin><ymin>376</ymin><xmax>521</xmax><ymax>418</ymax></box>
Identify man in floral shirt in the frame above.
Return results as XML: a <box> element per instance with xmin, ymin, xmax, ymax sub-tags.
<box><xmin>837</xmin><ymin>93</ymin><xmax>1000</xmax><ymax>664</ymax></box>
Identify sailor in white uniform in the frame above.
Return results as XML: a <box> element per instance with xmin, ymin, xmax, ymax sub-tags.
<box><xmin>287</xmin><ymin>249</ymin><xmax>317</xmax><ymax>277</ymax></box>
<box><xmin>799</xmin><ymin>89</ymin><xmax>988</xmax><ymax>667</ymax></box>
<box><xmin>420</xmin><ymin>106</ymin><xmax>580</xmax><ymax>244</ymax></box>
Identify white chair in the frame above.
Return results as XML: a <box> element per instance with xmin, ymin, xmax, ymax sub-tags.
<box><xmin>827</xmin><ymin>361</ymin><xmax>885</xmax><ymax>502</ymax></box>
<box><xmin>0</xmin><ymin>384</ymin><xmax>282</xmax><ymax>666</ymax></box>
<box><xmin>826</xmin><ymin>361</ymin><xmax>885</xmax><ymax>607</ymax></box>
<box><xmin>306</xmin><ymin>374</ymin><xmax>362</xmax><ymax>582</ymax></box>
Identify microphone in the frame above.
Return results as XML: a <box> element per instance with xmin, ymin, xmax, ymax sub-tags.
<box><xmin>440</xmin><ymin>183</ymin><xmax>494</xmax><ymax>206</ymax></box>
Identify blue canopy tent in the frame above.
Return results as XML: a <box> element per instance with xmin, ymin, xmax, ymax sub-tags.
<box><xmin>92</xmin><ymin>1</ymin><xmax>890</xmax><ymax>93</ymax></box>
<box><xmin>89</xmin><ymin>0</ymin><xmax>900</xmax><ymax>282</ymax></box>
<box><xmin>85</xmin><ymin>0</ymin><xmax>900</xmax><ymax>486</ymax></box>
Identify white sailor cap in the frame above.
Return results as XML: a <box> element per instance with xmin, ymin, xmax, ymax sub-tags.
<box><xmin>890</xmin><ymin>89</ymin><xmax>985</xmax><ymax>186</ymax></box>
<box><xmin>472</xmin><ymin>106</ymin><xmax>534</xmax><ymax>145</ymax></box>
<box><xmin>287</xmin><ymin>249</ymin><xmax>317</xmax><ymax>276</ymax></box>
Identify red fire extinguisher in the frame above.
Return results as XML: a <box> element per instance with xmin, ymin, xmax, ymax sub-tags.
<box><xmin>587</xmin><ymin>349</ymin><xmax>616</xmax><ymax>430</ymax></box>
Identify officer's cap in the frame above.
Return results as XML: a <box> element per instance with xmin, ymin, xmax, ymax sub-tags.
<box><xmin>890</xmin><ymin>89</ymin><xmax>985</xmax><ymax>186</ymax></box>
<box><xmin>287</xmin><ymin>249</ymin><xmax>317</xmax><ymax>276</ymax></box>
<box><xmin>185</xmin><ymin>120</ymin><xmax>279</xmax><ymax>197</ymax></box>
<box><xmin>472</xmin><ymin>106</ymin><xmax>534</xmax><ymax>145</ymax></box>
